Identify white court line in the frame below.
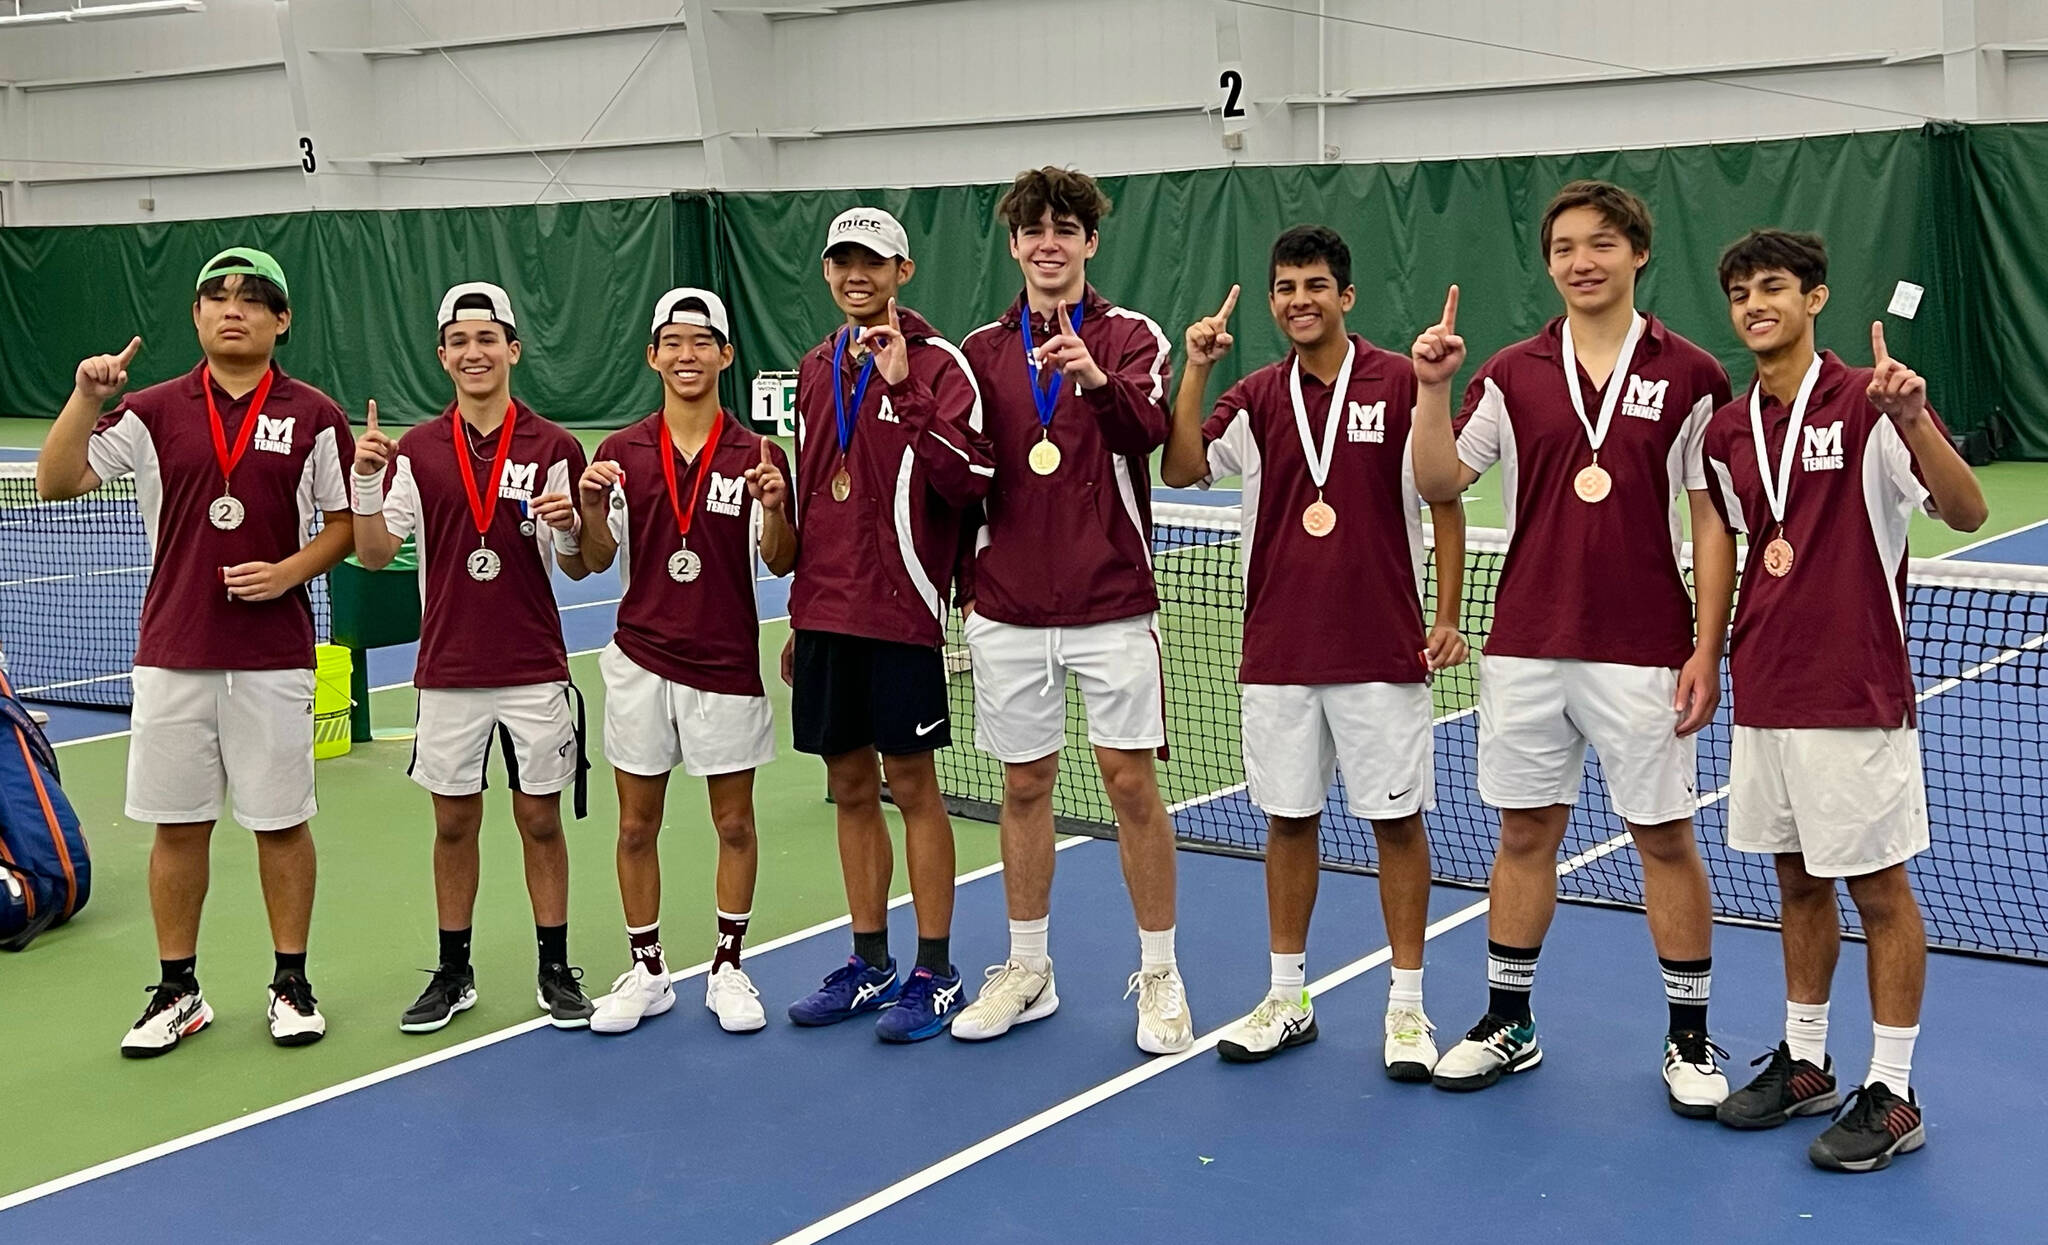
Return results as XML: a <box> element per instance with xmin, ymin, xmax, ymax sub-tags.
<box><xmin>0</xmin><ymin>836</ymin><xmax>1099</xmax><ymax>1215</ymax></box>
<box><xmin>1941</xmin><ymin>515</ymin><xmax>2048</xmax><ymax>560</ymax></box>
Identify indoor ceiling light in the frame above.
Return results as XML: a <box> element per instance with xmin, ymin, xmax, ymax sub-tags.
<box><xmin>0</xmin><ymin>1</ymin><xmax>204</xmax><ymax>27</ymax></box>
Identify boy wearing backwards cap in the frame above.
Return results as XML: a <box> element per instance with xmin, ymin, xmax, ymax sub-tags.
<box><xmin>576</xmin><ymin>289</ymin><xmax>796</xmax><ymax>1035</ymax></box>
<box><xmin>352</xmin><ymin>281</ymin><xmax>597</xmax><ymax>1033</ymax></box>
<box><xmin>783</xmin><ymin>207</ymin><xmax>994</xmax><ymax>1043</ymax></box>
<box><xmin>40</xmin><ymin>247</ymin><xmax>356</xmax><ymax>1055</ymax></box>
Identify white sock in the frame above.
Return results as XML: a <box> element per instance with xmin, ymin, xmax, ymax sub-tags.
<box><xmin>1009</xmin><ymin>916</ymin><xmax>1050</xmax><ymax>971</ymax></box>
<box><xmin>1139</xmin><ymin>926</ymin><xmax>1176</xmax><ymax>972</ymax></box>
<box><xmin>1270</xmin><ymin>951</ymin><xmax>1305</xmax><ymax>998</ymax></box>
<box><xmin>1785</xmin><ymin>999</ymin><xmax>1830</xmax><ymax>1066</ymax></box>
<box><xmin>1868</xmin><ymin>1022</ymin><xmax>1919</xmax><ymax>1097</ymax></box>
<box><xmin>1389</xmin><ymin>965</ymin><xmax>1424</xmax><ymax>1010</ymax></box>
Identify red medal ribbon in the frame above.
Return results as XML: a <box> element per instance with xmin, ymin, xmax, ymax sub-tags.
<box><xmin>658</xmin><ymin>409</ymin><xmax>725</xmax><ymax>541</ymax></box>
<box><xmin>454</xmin><ymin>401</ymin><xmax>518</xmax><ymax>538</ymax></box>
<box><xmin>202</xmin><ymin>365</ymin><xmax>276</xmax><ymax>491</ymax></box>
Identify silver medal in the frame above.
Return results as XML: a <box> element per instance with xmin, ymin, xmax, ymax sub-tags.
<box><xmin>466</xmin><ymin>547</ymin><xmax>502</xmax><ymax>582</ymax></box>
<box><xmin>519</xmin><ymin>519</ymin><xmax>537</xmax><ymax>538</ymax></box>
<box><xmin>208</xmin><ymin>495</ymin><xmax>245</xmax><ymax>531</ymax></box>
<box><xmin>667</xmin><ymin>547</ymin><xmax>702</xmax><ymax>583</ymax></box>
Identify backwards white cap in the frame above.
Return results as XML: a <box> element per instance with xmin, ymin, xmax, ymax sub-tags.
<box><xmin>650</xmin><ymin>287</ymin><xmax>731</xmax><ymax>341</ymax></box>
<box><xmin>437</xmin><ymin>281</ymin><xmax>517</xmax><ymax>338</ymax></box>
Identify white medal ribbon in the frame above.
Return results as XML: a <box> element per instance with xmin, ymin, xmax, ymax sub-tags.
<box><xmin>1560</xmin><ymin>312</ymin><xmax>1646</xmax><ymax>459</ymax></box>
<box><xmin>1287</xmin><ymin>339</ymin><xmax>1357</xmax><ymax>495</ymax></box>
<box><xmin>1748</xmin><ymin>351</ymin><xmax>1824</xmax><ymax>531</ymax></box>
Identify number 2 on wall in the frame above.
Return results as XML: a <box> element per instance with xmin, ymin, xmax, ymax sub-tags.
<box><xmin>1219</xmin><ymin>69</ymin><xmax>1245</xmax><ymax>118</ymax></box>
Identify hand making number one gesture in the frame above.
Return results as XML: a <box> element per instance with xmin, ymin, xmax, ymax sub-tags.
<box><xmin>1867</xmin><ymin>321</ymin><xmax>1928</xmax><ymax>427</ymax></box>
<box><xmin>857</xmin><ymin>296</ymin><xmax>911</xmax><ymax>386</ymax></box>
<box><xmin>1410</xmin><ymin>285</ymin><xmax>1465</xmax><ymax>388</ymax></box>
<box><xmin>743</xmin><ymin>434</ymin><xmax>787</xmax><ymax>512</ymax></box>
<box><xmin>1035</xmin><ymin>299</ymin><xmax>1108</xmax><ymax>390</ymax></box>
<box><xmin>1184</xmin><ymin>284</ymin><xmax>1239</xmax><ymax>368</ymax></box>
<box><xmin>75</xmin><ymin>336</ymin><xmax>143</xmax><ymax>404</ymax></box>
<box><xmin>353</xmin><ymin>399</ymin><xmax>395</xmax><ymax>479</ymax></box>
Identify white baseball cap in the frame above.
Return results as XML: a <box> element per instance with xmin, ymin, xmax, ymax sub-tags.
<box><xmin>821</xmin><ymin>207</ymin><xmax>910</xmax><ymax>261</ymax></box>
<box><xmin>650</xmin><ymin>287</ymin><xmax>731</xmax><ymax>342</ymax></box>
<box><xmin>437</xmin><ymin>281</ymin><xmax>517</xmax><ymax>339</ymax></box>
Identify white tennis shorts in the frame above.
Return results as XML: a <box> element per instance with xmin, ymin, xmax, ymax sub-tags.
<box><xmin>599</xmin><ymin>642</ymin><xmax>774</xmax><ymax>779</ymax></box>
<box><xmin>126</xmin><ymin>666</ymin><xmax>317</xmax><ymax>832</ymax></box>
<box><xmin>1476</xmin><ymin>654</ymin><xmax>1699</xmax><ymax>825</ymax></box>
<box><xmin>964</xmin><ymin>612</ymin><xmax>1165</xmax><ymax>763</ymax></box>
<box><xmin>411</xmin><ymin>681</ymin><xmax>580</xmax><ymax>798</ymax></box>
<box><xmin>1728</xmin><ymin>726</ymin><xmax>1929</xmax><ymax>877</ymax></box>
<box><xmin>1242</xmin><ymin>681</ymin><xmax>1435</xmax><ymax>820</ymax></box>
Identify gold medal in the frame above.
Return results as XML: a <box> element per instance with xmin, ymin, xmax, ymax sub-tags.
<box><xmin>1762</xmin><ymin>536</ymin><xmax>1795</xmax><ymax>578</ymax></box>
<box><xmin>1028</xmin><ymin>438</ymin><xmax>1062</xmax><ymax>476</ymax></box>
<box><xmin>830</xmin><ymin>467</ymin><xmax>852</xmax><ymax>502</ymax></box>
<box><xmin>1302</xmin><ymin>500</ymin><xmax>1336</xmax><ymax>537</ymax></box>
<box><xmin>1574</xmin><ymin>463</ymin><xmax>1612</xmax><ymax>503</ymax></box>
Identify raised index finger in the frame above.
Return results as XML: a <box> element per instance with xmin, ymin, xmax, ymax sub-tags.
<box><xmin>1217</xmin><ymin>284</ymin><xmax>1240</xmax><ymax>323</ymax></box>
<box><xmin>887</xmin><ymin>296</ymin><xmax>902</xmax><ymax>331</ymax></box>
<box><xmin>1871</xmin><ymin>320</ymin><xmax>1890</xmax><ymax>365</ymax></box>
<box><xmin>760</xmin><ymin>436</ymin><xmax>773</xmax><ymax>466</ymax></box>
<box><xmin>1441</xmin><ymin>284</ymin><xmax>1460</xmax><ymax>333</ymax></box>
<box><xmin>115</xmin><ymin>335</ymin><xmax>143</xmax><ymax>366</ymax></box>
<box><xmin>366</xmin><ymin>399</ymin><xmax>379</xmax><ymax>432</ymax></box>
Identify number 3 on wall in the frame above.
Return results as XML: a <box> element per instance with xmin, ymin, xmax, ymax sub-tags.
<box><xmin>299</xmin><ymin>137</ymin><xmax>317</xmax><ymax>174</ymax></box>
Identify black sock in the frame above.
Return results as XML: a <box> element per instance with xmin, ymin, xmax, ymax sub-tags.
<box><xmin>853</xmin><ymin>928</ymin><xmax>889</xmax><ymax>970</ymax></box>
<box><xmin>713</xmin><ymin>910</ymin><xmax>750</xmax><ymax>973</ymax></box>
<box><xmin>438</xmin><ymin>927</ymin><xmax>473</xmax><ymax>973</ymax></box>
<box><xmin>273</xmin><ymin>951</ymin><xmax>307</xmax><ymax>982</ymax></box>
<box><xmin>1660</xmin><ymin>955</ymin><xmax>1712</xmax><ymax>1035</ymax></box>
<box><xmin>1487</xmin><ymin>940</ymin><xmax>1541</xmax><ymax>1024</ymax></box>
<box><xmin>915</xmin><ymin>936</ymin><xmax>951</xmax><ymax>975</ymax></box>
<box><xmin>161</xmin><ymin>955</ymin><xmax>198</xmax><ymax>991</ymax></box>
<box><xmin>536</xmin><ymin>923</ymin><xmax>568</xmax><ymax>969</ymax></box>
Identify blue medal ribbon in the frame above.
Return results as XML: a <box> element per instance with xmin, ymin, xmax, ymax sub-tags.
<box><xmin>1018</xmin><ymin>302</ymin><xmax>1084</xmax><ymax>433</ymax></box>
<box><xmin>832</xmin><ymin>327</ymin><xmax>878</xmax><ymax>457</ymax></box>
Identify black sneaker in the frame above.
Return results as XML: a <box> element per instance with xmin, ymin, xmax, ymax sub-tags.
<box><xmin>1717</xmin><ymin>1043</ymin><xmax>1839</xmax><ymax>1130</ymax></box>
<box><xmin>399</xmin><ymin>966</ymin><xmax>477</xmax><ymax>1034</ymax></box>
<box><xmin>538</xmin><ymin>962</ymin><xmax>594</xmax><ymax>1029</ymax></box>
<box><xmin>1809</xmin><ymin>1083</ymin><xmax>1924</xmax><ymax>1172</ymax></box>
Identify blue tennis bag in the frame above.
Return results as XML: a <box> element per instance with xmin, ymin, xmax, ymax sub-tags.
<box><xmin>0</xmin><ymin>669</ymin><xmax>90</xmax><ymax>951</ymax></box>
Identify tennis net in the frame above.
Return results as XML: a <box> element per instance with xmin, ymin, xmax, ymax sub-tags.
<box><xmin>933</xmin><ymin>500</ymin><xmax>2048</xmax><ymax>963</ymax></box>
<box><xmin>0</xmin><ymin>463</ymin><xmax>331</xmax><ymax>708</ymax></box>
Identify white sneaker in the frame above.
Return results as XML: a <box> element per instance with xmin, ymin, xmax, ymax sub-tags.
<box><xmin>1217</xmin><ymin>991</ymin><xmax>1316</xmax><ymax>1063</ymax></box>
<box><xmin>120</xmin><ymin>983</ymin><xmax>212</xmax><ymax>1058</ymax></box>
<box><xmin>1432</xmin><ymin>1012</ymin><xmax>1542</xmax><ymax>1091</ymax></box>
<box><xmin>1127</xmin><ymin>966</ymin><xmax>1194</xmax><ymax>1055</ymax></box>
<box><xmin>591</xmin><ymin>962</ymin><xmax>675</xmax><ymax>1035</ymax></box>
<box><xmin>1664</xmin><ymin>1031</ymin><xmax>1731</xmax><ymax>1117</ymax></box>
<box><xmin>705</xmin><ymin>963</ymin><xmax>767</xmax><ymax>1033</ymax></box>
<box><xmin>267</xmin><ymin>974</ymin><xmax>326</xmax><ymax>1047</ymax></box>
<box><xmin>951</xmin><ymin>958</ymin><xmax>1059</xmax><ymax>1042</ymax></box>
<box><xmin>1383</xmin><ymin>1003</ymin><xmax>1437</xmax><ymax>1081</ymax></box>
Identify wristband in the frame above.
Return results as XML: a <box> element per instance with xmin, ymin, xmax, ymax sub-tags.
<box><xmin>350</xmin><ymin>470</ymin><xmax>386</xmax><ymax>516</ymax></box>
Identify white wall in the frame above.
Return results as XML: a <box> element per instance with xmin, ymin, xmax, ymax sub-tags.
<box><xmin>0</xmin><ymin>0</ymin><xmax>2037</xmax><ymax>225</ymax></box>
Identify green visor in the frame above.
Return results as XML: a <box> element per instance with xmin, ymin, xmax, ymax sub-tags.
<box><xmin>196</xmin><ymin>247</ymin><xmax>290</xmax><ymax>303</ymax></box>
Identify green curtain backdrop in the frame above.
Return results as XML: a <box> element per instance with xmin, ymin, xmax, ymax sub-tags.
<box><xmin>0</xmin><ymin>123</ymin><xmax>2039</xmax><ymax>453</ymax></box>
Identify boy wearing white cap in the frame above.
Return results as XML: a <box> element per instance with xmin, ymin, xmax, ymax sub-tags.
<box><xmin>352</xmin><ymin>281</ymin><xmax>597</xmax><ymax>1034</ymax></box>
<box><xmin>783</xmin><ymin>207</ymin><xmax>994</xmax><ymax>1043</ymax></box>
<box><xmin>576</xmin><ymin>289</ymin><xmax>796</xmax><ymax>1035</ymax></box>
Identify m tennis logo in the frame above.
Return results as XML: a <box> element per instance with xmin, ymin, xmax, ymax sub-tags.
<box><xmin>1621</xmin><ymin>375</ymin><xmax>1669</xmax><ymax>421</ymax></box>
<box><xmin>706</xmin><ymin>472</ymin><xmax>746</xmax><ymax>517</ymax></box>
<box><xmin>1347</xmin><ymin>400</ymin><xmax>1386</xmax><ymax>443</ymax></box>
<box><xmin>1802</xmin><ymin>422</ymin><xmax>1845</xmax><ymax>472</ymax></box>
<box><xmin>253</xmin><ymin>413</ymin><xmax>295</xmax><ymax>454</ymax></box>
<box><xmin>499</xmin><ymin>462</ymin><xmax>538</xmax><ymax>499</ymax></box>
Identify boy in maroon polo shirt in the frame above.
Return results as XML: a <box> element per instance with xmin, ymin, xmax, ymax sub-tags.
<box><xmin>1411</xmin><ymin>181</ymin><xmax>1739</xmax><ymax>1115</ymax></box>
<box><xmin>952</xmin><ymin>168</ymin><xmax>1190</xmax><ymax>1055</ymax></box>
<box><xmin>783</xmin><ymin>208</ymin><xmax>993</xmax><ymax>1043</ymax></box>
<box><xmin>1163</xmin><ymin>225</ymin><xmax>1470</xmax><ymax>1074</ymax></box>
<box><xmin>352</xmin><ymin>282</ymin><xmax>596</xmax><ymax>1034</ymax></box>
<box><xmin>40</xmin><ymin>247</ymin><xmax>354</xmax><ymax>1056</ymax></box>
<box><xmin>578</xmin><ymin>288</ymin><xmax>795</xmax><ymax>1036</ymax></box>
<box><xmin>1700</xmin><ymin>230</ymin><xmax>1985</xmax><ymax>1171</ymax></box>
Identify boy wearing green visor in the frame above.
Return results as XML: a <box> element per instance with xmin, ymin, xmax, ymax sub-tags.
<box><xmin>39</xmin><ymin>247</ymin><xmax>357</xmax><ymax>1056</ymax></box>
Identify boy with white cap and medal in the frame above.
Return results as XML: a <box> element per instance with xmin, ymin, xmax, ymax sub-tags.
<box><xmin>577</xmin><ymin>288</ymin><xmax>796</xmax><ymax>1035</ymax></box>
<box><xmin>41</xmin><ymin>246</ymin><xmax>354</xmax><ymax>1055</ymax></box>
<box><xmin>352</xmin><ymin>281</ymin><xmax>597</xmax><ymax>1034</ymax></box>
